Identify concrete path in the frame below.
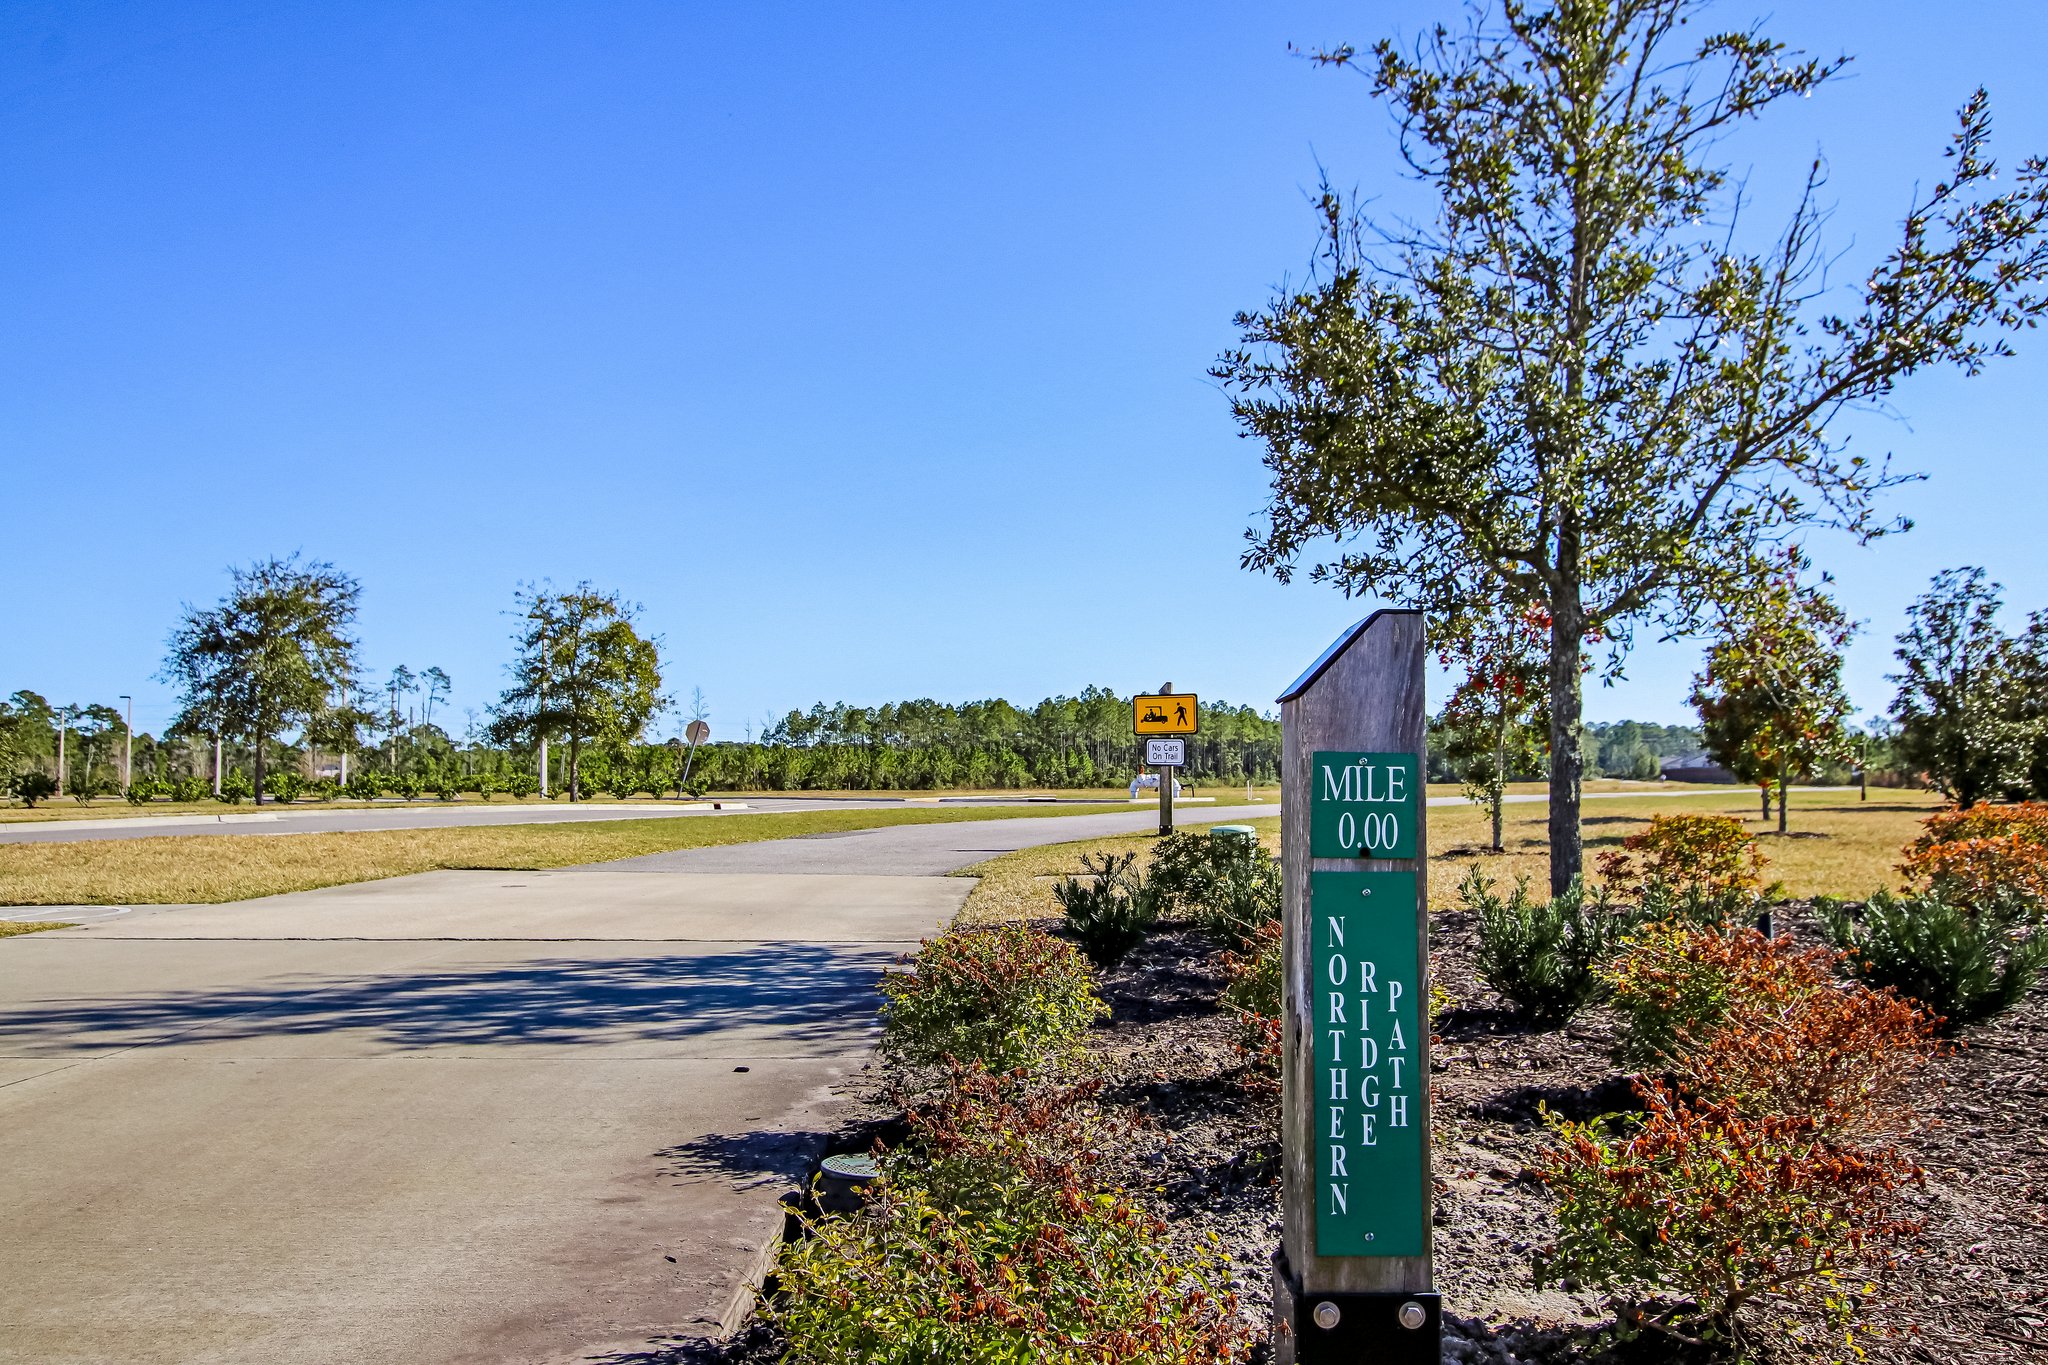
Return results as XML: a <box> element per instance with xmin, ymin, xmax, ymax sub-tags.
<box><xmin>0</xmin><ymin>805</ymin><xmax>1266</xmax><ymax>1364</ymax></box>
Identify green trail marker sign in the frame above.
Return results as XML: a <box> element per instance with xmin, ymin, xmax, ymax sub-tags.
<box><xmin>1276</xmin><ymin>610</ymin><xmax>1437</xmax><ymax>1364</ymax></box>
<box><xmin>1310</xmin><ymin>752</ymin><xmax>1420</xmax><ymax>860</ymax></box>
<box><xmin>1310</xmin><ymin>869</ymin><xmax>1426</xmax><ymax>1257</ymax></box>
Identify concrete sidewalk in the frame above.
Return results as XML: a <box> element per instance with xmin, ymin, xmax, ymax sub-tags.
<box><xmin>0</xmin><ymin>864</ymin><xmax>964</xmax><ymax>1364</ymax></box>
<box><xmin>1</xmin><ymin>802</ymin><xmax>1298</xmax><ymax>1364</ymax></box>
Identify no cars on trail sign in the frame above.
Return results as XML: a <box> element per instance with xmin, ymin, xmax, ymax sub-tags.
<box><xmin>1144</xmin><ymin>737</ymin><xmax>1187</xmax><ymax>767</ymax></box>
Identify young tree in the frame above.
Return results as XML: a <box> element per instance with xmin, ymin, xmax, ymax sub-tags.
<box><xmin>0</xmin><ymin>691</ymin><xmax>53</xmax><ymax>782</ymax></box>
<box><xmin>1216</xmin><ymin>0</ymin><xmax>2048</xmax><ymax>891</ymax></box>
<box><xmin>1435</xmin><ymin>609</ymin><xmax>1549</xmax><ymax>851</ymax></box>
<box><xmin>64</xmin><ymin>703</ymin><xmax>123</xmax><ymax>799</ymax></box>
<box><xmin>489</xmin><ymin>583</ymin><xmax>666</xmax><ymax>801</ymax></box>
<box><xmin>2016</xmin><ymin>611</ymin><xmax>2048</xmax><ymax>800</ymax></box>
<box><xmin>1689</xmin><ymin>553</ymin><xmax>1856</xmax><ymax>832</ymax></box>
<box><xmin>422</xmin><ymin>666</ymin><xmax>452</xmax><ymax>730</ymax></box>
<box><xmin>1889</xmin><ymin>567</ymin><xmax>2029</xmax><ymax>807</ymax></box>
<box><xmin>161</xmin><ymin>556</ymin><xmax>362</xmax><ymax>805</ymax></box>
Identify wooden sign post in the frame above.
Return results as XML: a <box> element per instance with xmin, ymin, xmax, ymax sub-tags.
<box><xmin>1274</xmin><ymin>610</ymin><xmax>1438</xmax><ymax>1363</ymax></box>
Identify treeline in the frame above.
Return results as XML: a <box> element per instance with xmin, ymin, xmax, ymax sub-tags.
<box><xmin>0</xmin><ymin>686</ymin><xmax>1284</xmax><ymax>799</ymax></box>
<box><xmin>1424</xmin><ymin>717</ymin><xmax>1703</xmax><ymax>784</ymax></box>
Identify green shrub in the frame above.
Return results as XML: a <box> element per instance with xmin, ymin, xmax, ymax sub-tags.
<box><xmin>124</xmin><ymin>777</ymin><xmax>159</xmax><ymax>805</ymax></box>
<box><xmin>1820</xmin><ymin>889</ymin><xmax>2048</xmax><ymax>1030</ymax></box>
<box><xmin>1052</xmin><ymin>851</ymin><xmax>1156</xmax><ymax>968</ymax></box>
<box><xmin>217</xmin><ymin>770</ymin><xmax>253</xmax><ymax>804</ymax></box>
<box><xmin>395</xmin><ymin>773</ymin><xmax>423</xmax><ymax>801</ymax></box>
<box><xmin>1147</xmin><ymin>830</ymin><xmax>1280</xmax><ymax>946</ymax></box>
<box><xmin>265</xmin><ymin>771</ymin><xmax>304</xmax><ymax>804</ymax></box>
<box><xmin>306</xmin><ymin>779</ymin><xmax>339</xmax><ymax>802</ymax></box>
<box><xmin>604</xmin><ymin>767</ymin><xmax>634</xmax><ymax>800</ymax></box>
<box><xmin>169</xmin><ymin>775</ymin><xmax>209</xmax><ymax>803</ymax></box>
<box><xmin>879</xmin><ymin>924</ymin><xmax>1105</xmax><ymax>1074</ymax></box>
<box><xmin>508</xmin><ymin>771</ymin><xmax>538</xmax><ymax>799</ymax></box>
<box><xmin>770</xmin><ymin>1069</ymin><xmax>1250</xmax><ymax>1365</ymax></box>
<box><xmin>1466</xmin><ymin>869</ymin><xmax>1623</xmax><ymax>1026</ymax></box>
<box><xmin>475</xmin><ymin>773</ymin><xmax>498</xmax><ymax>801</ymax></box>
<box><xmin>344</xmin><ymin>771</ymin><xmax>382</xmax><ymax>801</ymax></box>
<box><xmin>12</xmin><ymin>771</ymin><xmax>58</xmax><ymax>807</ymax></box>
<box><xmin>434</xmin><ymin>773</ymin><xmax>461</xmax><ymax>801</ymax></box>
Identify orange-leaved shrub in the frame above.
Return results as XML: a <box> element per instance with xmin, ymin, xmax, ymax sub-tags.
<box><xmin>1535</xmin><ymin>1084</ymin><xmax>1924</xmax><ymax>1346</ymax></box>
<box><xmin>1547</xmin><ymin>925</ymin><xmax>1937</xmax><ymax>1345</ymax></box>
<box><xmin>1606</xmin><ymin>922</ymin><xmax>1830</xmax><ymax>1072</ymax></box>
<box><xmin>1898</xmin><ymin>802</ymin><xmax>2048</xmax><ymax>911</ymax></box>
<box><xmin>1673</xmin><ymin>956</ymin><xmax>1940</xmax><ymax>1144</ymax></box>
<box><xmin>771</xmin><ymin>1067</ymin><xmax>1254</xmax><ymax>1365</ymax></box>
<box><xmin>1220</xmin><ymin>919</ymin><xmax>1284</xmax><ymax>1093</ymax></box>
<box><xmin>1597</xmin><ymin>813</ymin><xmax>1767</xmax><ymax>904</ymax></box>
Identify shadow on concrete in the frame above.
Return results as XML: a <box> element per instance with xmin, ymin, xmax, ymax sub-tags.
<box><xmin>0</xmin><ymin>946</ymin><xmax>895</xmax><ymax>1053</ymax></box>
<box><xmin>657</xmin><ymin>1129</ymin><xmax>830</xmax><ymax>1190</ymax></box>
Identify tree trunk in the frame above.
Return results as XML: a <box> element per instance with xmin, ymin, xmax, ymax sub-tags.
<box><xmin>1546</xmin><ymin>596</ymin><xmax>1587</xmax><ymax>897</ymax></box>
<box><xmin>253</xmin><ymin>730</ymin><xmax>267</xmax><ymax>805</ymax></box>
<box><xmin>569</xmin><ymin>733</ymin><xmax>582</xmax><ymax>802</ymax></box>
<box><xmin>1777</xmin><ymin>766</ymin><xmax>1789</xmax><ymax>834</ymax></box>
<box><xmin>1760</xmin><ymin>786</ymin><xmax>1771</xmax><ymax>821</ymax></box>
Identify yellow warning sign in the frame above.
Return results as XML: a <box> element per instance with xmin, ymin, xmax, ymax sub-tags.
<box><xmin>1133</xmin><ymin>693</ymin><xmax>1199</xmax><ymax>735</ymax></box>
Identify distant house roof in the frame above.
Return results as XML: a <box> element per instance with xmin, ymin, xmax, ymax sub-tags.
<box><xmin>1660</xmin><ymin>752</ymin><xmax>1736</xmax><ymax>784</ymax></box>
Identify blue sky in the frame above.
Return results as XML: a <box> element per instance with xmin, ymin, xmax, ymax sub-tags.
<box><xmin>4</xmin><ymin>1</ymin><xmax>2044</xmax><ymax>742</ymax></box>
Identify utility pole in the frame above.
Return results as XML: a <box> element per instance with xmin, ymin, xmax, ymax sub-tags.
<box><xmin>119</xmin><ymin>695</ymin><xmax>133</xmax><ymax>791</ymax></box>
<box><xmin>57</xmin><ymin>714</ymin><xmax>67</xmax><ymax>794</ymax></box>
<box><xmin>213</xmin><ymin>734</ymin><xmax>223</xmax><ymax>796</ymax></box>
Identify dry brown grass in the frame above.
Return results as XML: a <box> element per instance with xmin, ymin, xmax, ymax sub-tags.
<box><xmin>0</xmin><ymin>919</ymin><xmax>71</xmax><ymax>937</ymax></box>
<box><xmin>0</xmin><ymin>803</ymin><xmax>1131</xmax><ymax>906</ymax></box>
<box><xmin>956</xmin><ymin>788</ymin><xmax>1949</xmax><ymax>925</ymax></box>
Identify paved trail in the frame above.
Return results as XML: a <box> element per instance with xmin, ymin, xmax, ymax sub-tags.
<box><xmin>0</xmin><ymin>805</ymin><xmax>1266</xmax><ymax>1365</ymax></box>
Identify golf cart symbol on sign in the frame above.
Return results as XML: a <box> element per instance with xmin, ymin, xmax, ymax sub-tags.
<box><xmin>1133</xmin><ymin>692</ymin><xmax>1199</xmax><ymax>735</ymax></box>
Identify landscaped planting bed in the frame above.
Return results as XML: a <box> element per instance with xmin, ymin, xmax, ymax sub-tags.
<box><xmin>694</xmin><ymin>809</ymin><xmax>2048</xmax><ymax>1365</ymax></box>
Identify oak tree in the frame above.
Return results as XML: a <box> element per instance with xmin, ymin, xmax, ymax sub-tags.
<box><xmin>489</xmin><ymin>583</ymin><xmax>666</xmax><ymax>801</ymax></box>
<box><xmin>1217</xmin><ymin>0</ymin><xmax>2048</xmax><ymax>890</ymax></box>
<box><xmin>161</xmin><ymin>556</ymin><xmax>363</xmax><ymax>805</ymax></box>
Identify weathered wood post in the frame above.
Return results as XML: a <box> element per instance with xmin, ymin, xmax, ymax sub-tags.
<box><xmin>1274</xmin><ymin>609</ymin><xmax>1438</xmax><ymax>1362</ymax></box>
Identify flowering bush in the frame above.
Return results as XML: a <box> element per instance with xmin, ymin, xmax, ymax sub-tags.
<box><xmin>1536</xmin><ymin>1084</ymin><xmax>1923</xmax><ymax>1348</ymax></box>
<box><xmin>1898</xmin><ymin>802</ymin><xmax>2048</xmax><ymax>911</ymax></box>
<box><xmin>879</xmin><ymin>924</ymin><xmax>1105</xmax><ymax>1075</ymax></box>
<box><xmin>1597</xmin><ymin>813</ymin><xmax>1767</xmax><ymax>904</ymax></box>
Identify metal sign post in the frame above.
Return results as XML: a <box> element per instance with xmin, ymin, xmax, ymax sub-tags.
<box><xmin>1274</xmin><ymin>610</ymin><xmax>1437</xmax><ymax>1363</ymax></box>
<box><xmin>1134</xmin><ymin>693</ymin><xmax>1197</xmax><ymax>835</ymax></box>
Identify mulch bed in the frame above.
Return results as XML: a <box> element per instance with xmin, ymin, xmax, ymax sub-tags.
<box><xmin>690</xmin><ymin>907</ymin><xmax>2048</xmax><ymax>1364</ymax></box>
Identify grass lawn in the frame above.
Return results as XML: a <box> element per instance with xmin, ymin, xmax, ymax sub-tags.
<box><xmin>0</xmin><ymin>919</ymin><xmax>71</xmax><ymax>938</ymax></box>
<box><xmin>954</xmin><ymin>786</ymin><xmax>1948</xmax><ymax>925</ymax></box>
<box><xmin>0</xmin><ymin>802</ymin><xmax>1133</xmax><ymax>907</ymax></box>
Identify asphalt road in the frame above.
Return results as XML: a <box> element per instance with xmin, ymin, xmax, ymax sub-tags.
<box><xmin>0</xmin><ymin>804</ymin><xmax>1267</xmax><ymax>1364</ymax></box>
<box><xmin>0</xmin><ymin>794</ymin><xmax>1143</xmax><ymax>846</ymax></box>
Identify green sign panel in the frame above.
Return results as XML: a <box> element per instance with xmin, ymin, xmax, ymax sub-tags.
<box><xmin>1311</xmin><ymin>869</ymin><xmax>1426</xmax><ymax>1257</ymax></box>
<box><xmin>1310</xmin><ymin>751</ymin><xmax>1420</xmax><ymax>860</ymax></box>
